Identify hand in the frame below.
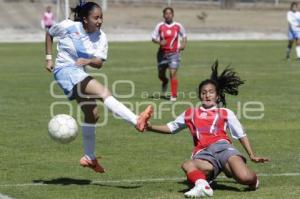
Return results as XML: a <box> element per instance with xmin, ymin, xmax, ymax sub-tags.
<box><xmin>250</xmin><ymin>155</ymin><xmax>270</xmax><ymax>163</ymax></box>
<box><xmin>160</xmin><ymin>40</ymin><xmax>167</xmax><ymax>46</ymax></box>
<box><xmin>145</xmin><ymin>122</ymin><xmax>152</xmax><ymax>132</ymax></box>
<box><xmin>75</xmin><ymin>58</ymin><xmax>90</xmax><ymax>67</ymax></box>
<box><xmin>45</xmin><ymin>60</ymin><xmax>53</xmax><ymax>72</ymax></box>
<box><xmin>179</xmin><ymin>46</ymin><xmax>185</xmax><ymax>51</ymax></box>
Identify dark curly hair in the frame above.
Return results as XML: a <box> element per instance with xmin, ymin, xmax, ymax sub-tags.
<box><xmin>198</xmin><ymin>60</ymin><xmax>245</xmax><ymax>107</ymax></box>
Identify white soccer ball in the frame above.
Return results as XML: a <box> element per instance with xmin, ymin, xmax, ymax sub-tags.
<box><xmin>48</xmin><ymin>114</ymin><xmax>78</xmax><ymax>144</ymax></box>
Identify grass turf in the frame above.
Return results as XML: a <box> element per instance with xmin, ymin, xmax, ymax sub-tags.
<box><xmin>0</xmin><ymin>41</ymin><xmax>299</xmax><ymax>199</ymax></box>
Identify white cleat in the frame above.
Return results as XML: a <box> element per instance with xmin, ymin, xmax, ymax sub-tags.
<box><xmin>184</xmin><ymin>180</ymin><xmax>213</xmax><ymax>198</ymax></box>
<box><xmin>170</xmin><ymin>97</ymin><xmax>177</xmax><ymax>102</ymax></box>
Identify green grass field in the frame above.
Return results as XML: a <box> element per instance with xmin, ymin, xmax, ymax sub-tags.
<box><xmin>0</xmin><ymin>41</ymin><xmax>299</xmax><ymax>199</ymax></box>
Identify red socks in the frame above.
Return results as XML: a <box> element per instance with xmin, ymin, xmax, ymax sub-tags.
<box><xmin>187</xmin><ymin>170</ymin><xmax>206</xmax><ymax>184</ymax></box>
<box><xmin>171</xmin><ymin>78</ymin><xmax>178</xmax><ymax>97</ymax></box>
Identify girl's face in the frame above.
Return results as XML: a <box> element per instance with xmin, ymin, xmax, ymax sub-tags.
<box><xmin>292</xmin><ymin>4</ymin><xmax>298</xmax><ymax>12</ymax></box>
<box><xmin>200</xmin><ymin>83</ymin><xmax>219</xmax><ymax>109</ymax></box>
<box><xmin>84</xmin><ymin>7</ymin><xmax>103</xmax><ymax>33</ymax></box>
<box><xmin>163</xmin><ymin>9</ymin><xmax>174</xmax><ymax>23</ymax></box>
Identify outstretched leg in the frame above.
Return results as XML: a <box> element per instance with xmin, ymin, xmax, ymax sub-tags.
<box><xmin>224</xmin><ymin>155</ymin><xmax>258</xmax><ymax>190</ymax></box>
<box><xmin>181</xmin><ymin>159</ymin><xmax>214</xmax><ymax>198</ymax></box>
<box><xmin>81</xmin><ymin>78</ymin><xmax>152</xmax><ymax>132</ymax></box>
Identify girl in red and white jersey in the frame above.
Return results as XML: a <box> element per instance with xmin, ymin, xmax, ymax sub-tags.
<box><xmin>151</xmin><ymin>7</ymin><xmax>187</xmax><ymax>102</ymax></box>
<box><xmin>147</xmin><ymin>61</ymin><xmax>269</xmax><ymax>198</ymax></box>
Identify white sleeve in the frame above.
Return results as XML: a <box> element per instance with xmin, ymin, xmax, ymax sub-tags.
<box><xmin>94</xmin><ymin>31</ymin><xmax>108</xmax><ymax>61</ymax></box>
<box><xmin>178</xmin><ymin>23</ymin><xmax>187</xmax><ymax>38</ymax></box>
<box><xmin>48</xmin><ymin>19</ymin><xmax>72</xmax><ymax>38</ymax></box>
<box><xmin>166</xmin><ymin>112</ymin><xmax>187</xmax><ymax>134</ymax></box>
<box><xmin>226</xmin><ymin>109</ymin><xmax>246</xmax><ymax>139</ymax></box>
<box><xmin>151</xmin><ymin>23</ymin><xmax>161</xmax><ymax>40</ymax></box>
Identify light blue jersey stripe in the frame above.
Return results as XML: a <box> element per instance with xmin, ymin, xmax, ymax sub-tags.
<box><xmin>66</xmin><ymin>25</ymin><xmax>90</xmax><ymax>59</ymax></box>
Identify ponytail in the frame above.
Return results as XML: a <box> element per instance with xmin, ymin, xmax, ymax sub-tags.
<box><xmin>199</xmin><ymin>60</ymin><xmax>245</xmax><ymax>107</ymax></box>
<box><xmin>71</xmin><ymin>1</ymin><xmax>101</xmax><ymax>22</ymax></box>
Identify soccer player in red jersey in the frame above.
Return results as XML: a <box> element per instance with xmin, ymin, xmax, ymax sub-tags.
<box><xmin>152</xmin><ymin>7</ymin><xmax>187</xmax><ymax>101</ymax></box>
<box><xmin>146</xmin><ymin>61</ymin><xmax>269</xmax><ymax>198</ymax></box>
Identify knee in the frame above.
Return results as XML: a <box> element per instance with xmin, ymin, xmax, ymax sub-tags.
<box><xmin>237</xmin><ymin>171</ymin><xmax>257</xmax><ymax>185</ymax></box>
<box><xmin>84</xmin><ymin>109</ymin><xmax>99</xmax><ymax>124</ymax></box>
<box><xmin>181</xmin><ymin>160</ymin><xmax>196</xmax><ymax>172</ymax></box>
<box><xmin>170</xmin><ymin>73</ymin><xmax>177</xmax><ymax>79</ymax></box>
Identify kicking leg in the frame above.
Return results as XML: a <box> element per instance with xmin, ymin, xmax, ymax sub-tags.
<box><xmin>81</xmin><ymin>78</ymin><xmax>152</xmax><ymax>132</ymax></box>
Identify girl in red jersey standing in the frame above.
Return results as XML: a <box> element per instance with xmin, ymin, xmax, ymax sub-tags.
<box><xmin>146</xmin><ymin>61</ymin><xmax>269</xmax><ymax>198</ymax></box>
<box><xmin>152</xmin><ymin>7</ymin><xmax>187</xmax><ymax>102</ymax></box>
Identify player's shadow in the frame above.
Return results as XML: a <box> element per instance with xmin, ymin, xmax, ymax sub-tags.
<box><xmin>33</xmin><ymin>178</ymin><xmax>91</xmax><ymax>186</ymax></box>
<box><xmin>33</xmin><ymin>178</ymin><xmax>141</xmax><ymax>189</ymax></box>
<box><xmin>148</xmin><ymin>94</ymin><xmax>170</xmax><ymax>101</ymax></box>
<box><xmin>177</xmin><ymin>180</ymin><xmax>242</xmax><ymax>193</ymax></box>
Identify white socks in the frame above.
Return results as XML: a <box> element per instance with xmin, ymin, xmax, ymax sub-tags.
<box><xmin>81</xmin><ymin>96</ymin><xmax>138</xmax><ymax>160</ymax></box>
<box><xmin>104</xmin><ymin>96</ymin><xmax>137</xmax><ymax>125</ymax></box>
<box><xmin>82</xmin><ymin>123</ymin><xmax>96</xmax><ymax>160</ymax></box>
<box><xmin>296</xmin><ymin>46</ymin><xmax>300</xmax><ymax>58</ymax></box>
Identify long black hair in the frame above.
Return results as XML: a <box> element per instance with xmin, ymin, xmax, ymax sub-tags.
<box><xmin>198</xmin><ymin>60</ymin><xmax>245</xmax><ymax>107</ymax></box>
<box><xmin>71</xmin><ymin>1</ymin><xmax>101</xmax><ymax>22</ymax></box>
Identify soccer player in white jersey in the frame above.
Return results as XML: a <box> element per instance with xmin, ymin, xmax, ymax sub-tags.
<box><xmin>152</xmin><ymin>7</ymin><xmax>187</xmax><ymax>102</ymax></box>
<box><xmin>286</xmin><ymin>2</ymin><xmax>300</xmax><ymax>59</ymax></box>
<box><xmin>146</xmin><ymin>61</ymin><xmax>269</xmax><ymax>198</ymax></box>
<box><xmin>45</xmin><ymin>1</ymin><xmax>152</xmax><ymax>173</ymax></box>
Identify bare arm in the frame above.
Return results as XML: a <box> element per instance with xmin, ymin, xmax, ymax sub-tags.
<box><xmin>75</xmin><ymin>58</ymin><xmax>104</xmax><ymax>69</ymax></box>
<box><xmin>45</xmin><ymin>31</ymin><xmax>54</xmax><ymax>72</ymax></box>
<box><xmin>179</xmin><ymin>37</ymin><xmax>187</xmax><ymax>51</ymax></box>
<box><xmin>152</xmin><ymin>38</ymin><xmax>167</xmax><ymax>47</ymax></box>
<box><xmin>147</xmin><ymin>124</ymin><xmax>172</xmax><ymax>134</ymax></box>
<box><xmin>239</xmin><ymin>136</ymin><xmax>270</xmax><ymax>163</ymax></box>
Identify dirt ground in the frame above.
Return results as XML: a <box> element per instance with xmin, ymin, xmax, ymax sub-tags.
<box><xmin>0</xmin><ymin>2</ymin><xmax>290</xmax><ymax>41</ymax></box>
<box><xmin>102</xmin><ymin>4</ymin><xmax>287</xmax><ymax>33</ymax></box>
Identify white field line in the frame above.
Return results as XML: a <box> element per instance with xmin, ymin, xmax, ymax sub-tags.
<box><xmin>0</xmin><ymin>173</ymin><xmax>299</xmax><ymax>187</ymax></box>
<box><xmin>0</xmin><ymin>193</ymin><xmax>14</xmax><ymax>199</ymax></box>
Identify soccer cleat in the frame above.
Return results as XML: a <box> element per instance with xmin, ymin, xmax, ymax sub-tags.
<box><xmin>249</xmin><ymin>179</ymin><xmax>259</xmax><ymax>191</ymax></box>
<box><xmin>136</xmin><ymin>105</ymin><xmax>153</xmax><ymax>132</ymax></box>
<box><xmin>170</xmin><ymin>96</ymin><xmax>177</xmax><ymax>102</ymax></box>
<box><xmin>184</xmin><ymin>180</ymin><xmax>213</xmax><ymax>198</ymax></box>
<box><xmin>80</xmin><ymin>156</ymin><xmax>105</xmax><ymax>173</ymax></box>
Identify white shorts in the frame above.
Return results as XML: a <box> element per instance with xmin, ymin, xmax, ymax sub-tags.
<box><xmin>53</xmin><ymin>66</ymin><xmax>89</xmax><ymax>100</ymax></box>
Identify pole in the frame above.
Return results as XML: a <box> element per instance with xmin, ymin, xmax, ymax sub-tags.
<box><xmin>102</xmin><ymin>0</ymin><xmax>107</xmax><ymax>11</ymax></box>
<box><xmin>57</xmin><ymin>0</ymin><xmax>60</xmax><ymax>21</ymax></box>
<box><xmin>65</xmin><ymin>0</ymin><xmax>69</xmax><ymax>19</ymax></box>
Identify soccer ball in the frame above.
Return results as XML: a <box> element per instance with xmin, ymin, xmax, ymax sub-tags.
<box><xmin>48</xmin><ymin>114</ymin><xmax>78</xmax><ymax>144</ymax></box>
